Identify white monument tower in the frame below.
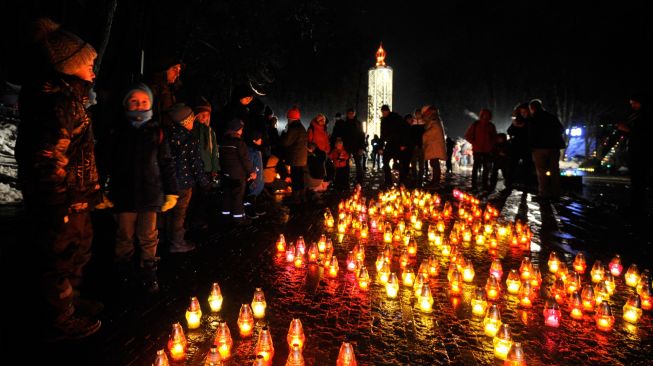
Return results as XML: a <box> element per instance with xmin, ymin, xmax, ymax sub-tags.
<box><xmin>367</xmin><ymin>43</ymin><xmax>393</xmax><ymax>139</ymax></box>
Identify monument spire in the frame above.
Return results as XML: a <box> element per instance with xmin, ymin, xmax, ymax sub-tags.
<box><xmin>375</xmin><ymin>42</ymin><xmax>386</xmax><ymax>67</ymax></box>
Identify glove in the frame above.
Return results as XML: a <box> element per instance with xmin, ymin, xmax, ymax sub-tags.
<box><xmin>161</xmin><ymin>194</ymin><xmax>179</xmax><ymax>212</ymax></box>
<box><xmin>95</xmin><ymin>194</ymin><xmax>114</xmax><ymax>210</ymax></box>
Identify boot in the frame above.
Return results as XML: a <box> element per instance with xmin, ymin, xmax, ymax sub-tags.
<box><xmin>141</xmin><ymin>260</ymin><xmax>160</xmax><ymax>294</ymax></box>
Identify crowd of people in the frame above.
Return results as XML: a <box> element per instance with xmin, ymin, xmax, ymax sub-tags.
<box><xmin>12</xmin><ymin>18</ymin><xmax>649</xmax><ymax>343</ymax></box>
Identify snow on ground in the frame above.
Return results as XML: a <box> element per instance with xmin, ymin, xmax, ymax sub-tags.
<box><xmin>0</xmin><ymin>104</ymin><xmax>21</xmax><ymax>204</ymax></box>
<box><xmin>0</xmin><ymin>182</ymin><xmax>22</xmax><ymax>204</ymax></box>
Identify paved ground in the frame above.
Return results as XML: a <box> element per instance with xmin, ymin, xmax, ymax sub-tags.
<box><xmin>1</xmin><ymin>167</ymin><xmax>651</xmax><ymax>365</ymax></box>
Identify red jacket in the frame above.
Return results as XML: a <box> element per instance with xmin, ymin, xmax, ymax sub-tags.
<box><xmin>464</xmin><ymin>120</ymin><xmax>497</xmax><ymax>153</ymax></box>
<box><xmin>307</xmin><ymin>120</ymin><xmax>331</xmax><ymax>153</ymax></box>
<box><xmin>329</xmin><ymin>148</ymin><xmax>349</xmax><ymax>168</ymax></box>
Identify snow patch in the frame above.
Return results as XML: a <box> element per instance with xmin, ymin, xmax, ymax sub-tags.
<box><xmin>0</xmin><ymin>182</ymin><xmax>22</xmax><ymax>204</ymax></box>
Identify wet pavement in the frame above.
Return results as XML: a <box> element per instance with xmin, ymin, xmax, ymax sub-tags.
<box><xmin>1</xmin><ymin>168</ymin><xmax>652</xmax><ymax>365</ymax></box>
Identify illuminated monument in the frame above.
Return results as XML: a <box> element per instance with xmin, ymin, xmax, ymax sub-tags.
<box><xmin>367</xmin><ymin>43</ymin><xmax>393</xmax><ymax>138</ymax></box>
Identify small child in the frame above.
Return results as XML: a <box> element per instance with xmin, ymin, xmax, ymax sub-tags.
<box><xmin>490</xmin><ymin>133</ymin><xmax>511</xmax><ymax>190</ymax></box>
<box><xmin>246</xmin><ymin>130</ymin><xmax>265</xmax><ymax>219</ymax></box>
<box><xmin>166</xmin><ymin>103</ymin><xmax>210</xmax><ymax>252</ymax></box>
<box><xmin>329</xmin><ymin>138</ymin><xmax>350</xmax><ymax>189</ymax></box>
<box><xmin>109</xmin><ymin>83</ymin><xmax>179</xmax><ymax>293</ymax></box>
<box><xmin>219</xmin><ymin>119</ymin><xmax>256</xmax><ymax>226</ymax></box>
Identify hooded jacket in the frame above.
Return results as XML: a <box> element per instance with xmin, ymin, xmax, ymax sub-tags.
<box><xmin>307</xmin><ymin>119</ymin><xmax>331</xmax><ymax>153</ymax></box>
<box><xmin>422</xmin><ymin>112</ymin><xmax>447</xmax><ymax>160</ymax></box>
<box><xmin>16</xmin><ymin>73</ymin><xmax>100</xmax><ymax>209</ymax></box>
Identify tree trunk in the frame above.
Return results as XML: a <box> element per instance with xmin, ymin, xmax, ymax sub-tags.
<box><xmin>94</xmin><ymin>0</ymin><xmax>118</xmax><ymax>78</ymax></box>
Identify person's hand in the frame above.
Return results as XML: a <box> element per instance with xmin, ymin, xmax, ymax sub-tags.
<box><xmin>95</xmin><ymin>194</ymin><xmax>114</xmax><ymax>210</ymax></box>
<box><xmin>161</xmin><ymin>194</ymin><xmax>179</xmax><ymax>212</ymax></box>
<box><xmin>400</xmin><ymin>146</ymin><xmax>406</xmax><ymax>151</ymax></box>
<box><xmin>249</xmin><ymin>172</ymin><xmax>257</xmax><ymax>181</ymax></box>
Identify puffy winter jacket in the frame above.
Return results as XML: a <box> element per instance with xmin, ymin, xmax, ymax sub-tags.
<box><xmin>16</xmin><ymin>73</ymin><xmax>100</xmax><ymax>208</ymax></box>
<box><xmin>280</xmin><ymin>119</ymin><xmax>308</xmax><ymax>166</ymax></box>
<box><xmin>168</xmin><ymin>123</ymin><xmax>210</xmax><ymax>189</ymax></box>
<box><xmin>307</xmin><ymin>119</ymin><xmax>331</xmax><ymax>153</ymax></box>
<box><xmin>219</xmin><ymin>135</ymin><xmax>255</xmax><ymax>180</ymax></box>
<box><xmin>108</xmin><ymin>119</ymin><xmax>178</xmax><ymax>212</ymax></box>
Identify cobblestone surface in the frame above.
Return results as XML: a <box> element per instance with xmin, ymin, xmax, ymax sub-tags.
<box><xmin>1</xmin><ymin>169</ymin><xmax>652</xmax><ymax>365</ymax></box>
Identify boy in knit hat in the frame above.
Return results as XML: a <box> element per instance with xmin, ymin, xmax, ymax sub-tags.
<box><xmin>219</xmin><ymin>118</ymin><xmax>256</xmax><ymax>226</ymax></box>
<box><xmin>15</xmin><ymin>18</ymin><xmax>102</xmax><ymax>341</ymax></box>
<box><xmin>166</xmin><ymin>103</ymin><xmax>210</xmax><ymax>252</ymax></box>
<box><xmin>108</xmin><ymin>83</ymin><xmax>179</xmax><ymax>293</ymax></box>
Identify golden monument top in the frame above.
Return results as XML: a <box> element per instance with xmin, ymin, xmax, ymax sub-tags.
<box><xmin>375</xmin><ymin>43</ymin><xmax>386</xmax><ymax>67</ymax></box>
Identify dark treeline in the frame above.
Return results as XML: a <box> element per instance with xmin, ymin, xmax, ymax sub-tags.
<box><xmin>1</xmin><ymin>0</ymin><xmax>652</xmax><ymax>137</ymax></box>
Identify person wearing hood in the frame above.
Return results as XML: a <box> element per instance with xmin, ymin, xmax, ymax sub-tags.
<box><xmin>307</xmin><ymin>113</ymin><xmax>331</xmax><ymax>154</ymax></box>
<box><xmin>15</xmin><ymin>18</ymin><xmax>103</xmax><ymax>341</ymax></box>
<box><xmin>108</xmin><ymin>83</ymin><xmax>179</xmax><ymax>294</ymax></box>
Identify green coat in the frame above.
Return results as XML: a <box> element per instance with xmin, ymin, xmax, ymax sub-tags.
<box><xmin>192</xmin><ymin>123</ymin><xmax>220</xmax><ymax>172</ymax></box>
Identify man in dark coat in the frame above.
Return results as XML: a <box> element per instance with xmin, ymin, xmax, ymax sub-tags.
<box><xmin>15</xmin><ymin>19</ymin><xmax>103</xmax><ymax>340</ymax></box>
<box><xmin>507</xmin><ymin>103</ymin><xmax>534</xmax><ymax>188</ymax></box>
<box><xmin>280</xmin><ymin>106</ymin><xmax>308</xmax><ymax>204</ymax></box>
<box><xmin>145</xmin><ymin>53</ymin><xmax>182</xmax><ymax>130</ymax></box>
<box><xmin>331</xmin><ymin>108</ymin><xmax>366</xmax><ymax>185</ymax></box>
<box><xmin>215</xmin><ymin>84</ymin><xmax>264</xmax><ymax>147</ymax></box>
<box><xmin>617</xmin><ymin>94</ymin><xmax>653</xmax><ymax>214</ymax></box>
<box><xmin>527</xmin><ymin>99</ymin><xmax>565</xmax><ymax>200</ymax></box>
<box><xmin>380</xmin><ymin>104</ymin><xmax>410</xmax><ymax>187</ymax></box>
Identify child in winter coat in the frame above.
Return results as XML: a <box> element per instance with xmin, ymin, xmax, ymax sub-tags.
<box><xmin>246</xmin><ymin>130</ymin><xmax>265</xmax><ymax>218</ymax></box>
<box><xmin>109</xmin><ymin>83</ymin><xmax>178</xmax><ymax>293</ymax></box>
<box><xmin>166</xmin><ymin>103</ymin><xmax>210</xmax><ymax>252</ymax></box>
<box><xmin>219</xmin><ymin>119</ymin><xmax>256</xmax><ymax>226</ymax></box>
<box><xmin>329</xmin><ymin>138</ymin><xmax>350</xmax><ymax>189</ymax></box>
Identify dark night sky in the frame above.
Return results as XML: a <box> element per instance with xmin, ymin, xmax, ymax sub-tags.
<box><xmin>2</xmin><ymin>0</ymin><xmax>651</xmax><ymax>137</ymax></box>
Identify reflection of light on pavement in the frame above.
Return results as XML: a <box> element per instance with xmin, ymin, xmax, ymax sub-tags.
<box><xmin>530</xmin><ymin>241</ymin><xmax>541</xmax><ymax>252</ymax></box>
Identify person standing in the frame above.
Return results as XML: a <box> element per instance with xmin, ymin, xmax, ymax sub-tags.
<box><xmin>146</xmin><ymin>53</ymin><xmax>182</xmax><ymax>130</ymax></box>
<box><xmin>464</xmin><ymin>108</ymin><xmax>497</xmax><ymax>190</ymax></box>
<box><xmin>371</xmin><ymin>134</ymin><xmax>384</xmax><ymax>170</ymax></box>
<box><xmin>617</xmin><ymin>94</ymin><xmax>652</xmax><ymax>214</ymax></box>
<box><xmin>527</xmin><ymin>99</ymin><xmax>565</xmax><ymax>201</ymax></box>
<box><xmin>330</xmin><ymin>138</ymin><xmax>351</xmax><ymax>189</ymax></box>
<box><xmin>109</xmin><ymin>83</ymin><xmax>179</xmax><ymax>294</ymax></box>
<box><xmin>507</xmin><ymin>103</ymin><xmax>533</xmax><ymax>189</ymax></box>
<box><xmin>307</xmin><ymin>113</ymin><xmax>331</xmax><ymax>154</ymax></box>
<box><xmin>380</xmin><ymin>104</ymin><xmax>410</xmax><ymax>187</ymax></box>
<box><xmin>280</xmin><ymin>106</ymin><xmax>308</xmax><ymax>204</ymax></box>
<box><xmin>219</xmin><ymin>119</ymin><xmax>256</xmax><ymax>225</ymax></box>
<box><xmin>421</xmin><ymin>106</ymin><xmax>447</xmax><ymax>187</ymax></box>
<box><xmin>490</xmin><ymin>133</ymin><xmax>511</xmax><ymax>191</ymax></box>
<box><xmin>408</xmin><ymin>113</ymin><xmax>426</xmax><ymax>187</ymax></box>
<box><xmin>166</xmin><ymin>104</ymin><xmax>211</xmax><ymax>251</ymax></box>
<box><xmin>332</xmin><ymin>108</ymin><xmax>365</xmax><ymax>186</ymax></box>
<box><xmin>445</xmin><ymin>136</ymin><xmax>455</xmax><ymax>174</ymax></box>
<box><xmin>15</xmin><ymin>19</ymin><xmax>103</xmax><ymax>340</ymax></box>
